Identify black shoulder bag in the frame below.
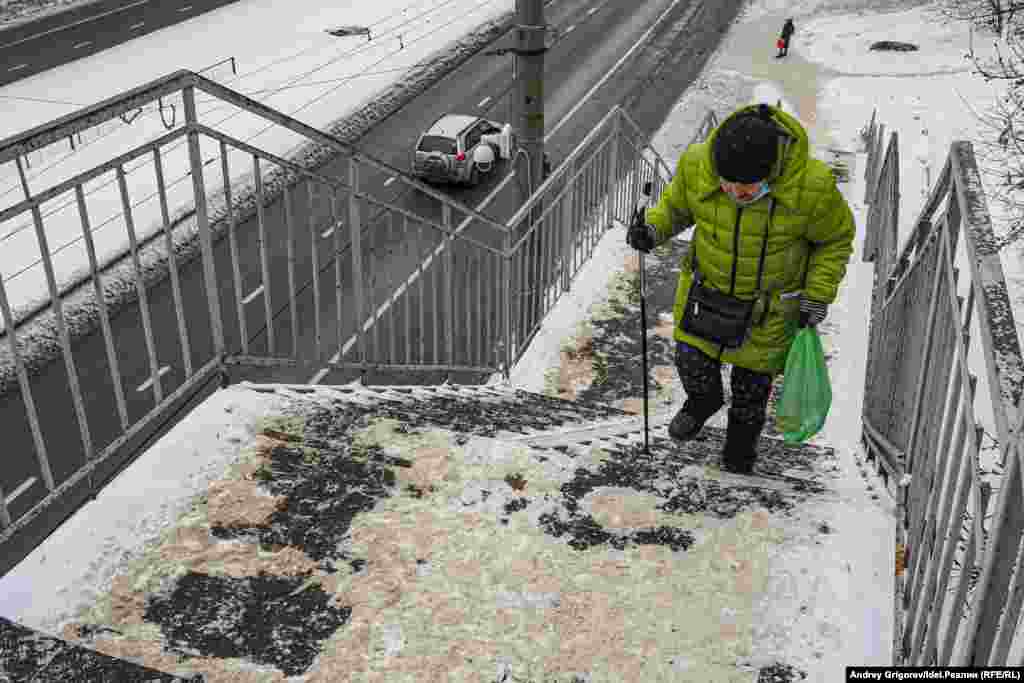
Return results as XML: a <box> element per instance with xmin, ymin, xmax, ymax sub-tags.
<box><xmin>680</xmin><ymin>199</ymin><xmax>776</xmax><ymax>349</ymax></box>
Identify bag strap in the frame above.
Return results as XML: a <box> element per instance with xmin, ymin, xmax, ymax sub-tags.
<box><xmin>691</xmin><ymin>198</ymin><xmax>776</xmax><ymax>291</ymax></box>
<box><xmin>690</xmin><ymin>233</ymin><xmax>700</xmax><ymax>281</ymax></box>
<box><xmin>754</xmin><ymin>198</ymin><xmax>777</xmax><ymax>294</ymax></box>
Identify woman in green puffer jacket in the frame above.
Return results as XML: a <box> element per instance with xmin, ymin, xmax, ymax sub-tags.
<box><xmin>626</xmin><ymin>103</ymin><xmax>855</xmax><ymax>473</ymax></box>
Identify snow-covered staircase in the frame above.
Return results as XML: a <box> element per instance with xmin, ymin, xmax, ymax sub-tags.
<box><xmin>2</xmin><ymin>380</ymin><xmax>850</xmax><ymax>682</ymax></box>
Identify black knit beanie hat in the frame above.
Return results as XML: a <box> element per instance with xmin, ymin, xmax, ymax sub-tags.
<box><xmin>713</xmin><ymin>108</ymin><xmax>779</xmax><ymax>184</ymax></box>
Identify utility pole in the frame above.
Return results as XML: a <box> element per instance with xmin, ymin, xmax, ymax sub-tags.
<box><xmin>512</xmin><ymin>0</ymin><xmax>546</xmax><ymax>203</ymax></box>
<box><xmin>511</xmin><ymin>0</ymin><xmax>546</xmax><ymax>340</ymax></box>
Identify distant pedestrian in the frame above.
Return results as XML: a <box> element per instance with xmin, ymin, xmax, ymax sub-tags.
<box><xmin>777</xmin><ymin>18</ymin><xmax>795</xmax><ymax>58</ymax></box>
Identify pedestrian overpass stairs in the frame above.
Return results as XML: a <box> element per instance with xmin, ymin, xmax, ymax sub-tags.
<box><xmin>0</xmin><ymin>381</ymin><xmax>848</xmax><ymax>682</ymax></box>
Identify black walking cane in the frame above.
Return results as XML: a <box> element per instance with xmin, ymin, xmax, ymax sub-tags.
<box><xmin>636</xmin><ymin>181</ymin><xmax>653</xmax><ymax>454</ymax></box>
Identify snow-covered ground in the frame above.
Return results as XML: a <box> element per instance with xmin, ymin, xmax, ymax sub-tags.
<box><xmin>4</xmin><ymin>0</ymin><xmax>1023</xmax><ymax>676</ymax></box>
<box><xmin>0</xmin><ymin>0</ymin><xmax>517</xmax><ymax>322</ymax></box>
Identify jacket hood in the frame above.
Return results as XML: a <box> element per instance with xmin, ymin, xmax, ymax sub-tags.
<box><xmin>698</xmin><ymin>104</ymin><xmax>810</xmax><ymax>209</ymax></box>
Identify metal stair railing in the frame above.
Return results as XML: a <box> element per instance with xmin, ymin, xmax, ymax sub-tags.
<box><xmin>500</xmin><ymin>105</ymin><xmax>714</xmax><ymax>370</ymax></box>
<box><xmin>859</xmin><ymin>109</ymin><xmax>1024</xmax><ymax>667</ymax></box>
<box><xmin>0</xmin><ymin>59</ymin><xmax>719</xmax><ymax>580</ymax></box>
<box><xmin>0</xmin><ymin>68</ymin><xmax>510</xmax><ymax>577</ymax></box>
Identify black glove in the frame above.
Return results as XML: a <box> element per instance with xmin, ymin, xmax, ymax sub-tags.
<box><xmin>627</xmin><ymin>212</ymin><xmax>657</xmax><ymax>253</ymax></box>
<box><xmin>799</xmin><ymin>298</ymin><xmax>828</xmax><ymax>328</ymax></box>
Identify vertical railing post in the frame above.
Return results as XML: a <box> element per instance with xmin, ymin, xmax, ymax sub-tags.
<box><xmin>116</xmin><ymin>164</ymin><xmax>164</xmax><ymax>406</ymax></box>
<box><xmin>443</xmin><ymin>204</ymin><xmax>454</xmax><ymax>366</ymax></box>
<box><xmin>16</xmin><ymin>157</ymin><xmax>93</xmax><ymax>464</ymax></box>
<box><xmin>182</xmin><ymin>84</ymin><xmax>225</xmax><ymax>357</ymax></box>
<box><xmin>605</xmin><ymin>112</ymin><xmax>622</xmax><ymax>231</ymax></box>
<box><xmin>155</xmin><ymin>147</ymin><xmax>193</xmax><ymax>378</ymax></box>
<box><xmin>75</xmin><ymin>185</ymin><xmax>128</xmax><ymax>431</ymax></box>
<box><xmin>308</xmin><ymin>182</ymin><xmax>322</xmax><ymax>363</ymax></box>
<box><xmin>864</xmin><ymin>114</ymin><xmax>877</xmax><ymax>204</ymax></box>
<box><xmin>502</xmin><ymin>231</ymin><xmax>513</xmax><ymax>379</ymax></box>
<box><xmin>903</xmin><ymin>225</ymin><xmax>946</xmax><ymax>505</ymax></box>
<box><xmin>561</xmin><ymin>176</ymin><xmax>574</xmax><ymax>292</ymax></box>
<box><xmin>349</xmin><ymin>156</ymin><xmax>366</xmax><ymax>366</ymax></box>
<box><xmin>253</xmin><ymin>157</ymin><xmax>275</xmax><ymax>355</ymax></box>
<box><xmin>284</xmin><ymin>183</ymin><xmax>299</xmax><ymax>357</ymax></box>
<box><xmin>0</xmin><ymin>272</ymin><xmax>54</xmax><ymax>497</ymax></box>
<box><xmin>218</xmin><ymin>143</ymin><xmax>248</xmax><ymax>356</ymax></box>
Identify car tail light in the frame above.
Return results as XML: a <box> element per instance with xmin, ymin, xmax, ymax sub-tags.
<box><xmin>456</xmin><ymin>152</ymin><xmax>465</xmax><ymax>161</ymax></box>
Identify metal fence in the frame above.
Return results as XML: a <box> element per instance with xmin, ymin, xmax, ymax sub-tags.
<box><xmin>0</xmin><ymin>69</ymin><xmax>694</xmax><ymax>576</ymax></box>
<box><xmin>500</xmin><ymin>105</ymin><xmax>699</xmax><ymax>368</ymax></box>
<box><xmin>860</xmin><ymin>110</ymin><xmax>1024</xmax><ymax>665</ymax></box>
<box><xmin>0</xmin><ymin>69</ymin><xmax>513</xmax><ymax>576</ymax></box>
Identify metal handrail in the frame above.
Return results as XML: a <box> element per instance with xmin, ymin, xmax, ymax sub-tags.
<box><xmin>190</xmin><ymin>72</ymin><xmax>511</xmax><ymax>235</ymax></box>
<box><xmin>618</xmin><ymin>105</ymin><xmax>678</xmax><ymax>180</ymax></box>
<box><xmin>504</xmin><ymin>104</ymin><xmax>676</xmax><ymax>234</ymax></box>
<box><xmin>861</xmin><ymin>110</ymin><xmax>1024</xmax><ymax>667</ymax></box>
<box><xmin>504</xmin><ymin>105</ymin><xmax>621</xmax><ymax>231</ymax></box>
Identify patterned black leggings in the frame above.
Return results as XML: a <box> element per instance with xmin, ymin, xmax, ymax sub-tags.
<box><xmin>674</xmin><ymin>341</ymin><xmax>775</xmax><ymax>427</ymax></box>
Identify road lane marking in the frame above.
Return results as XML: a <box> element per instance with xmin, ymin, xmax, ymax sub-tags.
<box><xmin>321</xmin><ymin>227</ymin><xmax>335</xmax><ymax>238</ymax></box>
<box><xmin>136</xmin><ymin>365</ymin><xmax>171</xmax><ymax>393</ymax></box>
<box><xmin>384</xmin><ymin>177</ymin><xmax>396</xmax><ymax>187</ymax></box>
<box><xmin>564</xmin><ymin>24</ymin><xmax>575</xmax><ymax>33</ymax></box>
<box><xmin>0</xmin><ymin>0</ymin><xmax>150</xmax><ymax>51</ymax></box>
<box><xmin>130</xmin><ymin>21</ymin><xmax>146</xmax><ymax>29</ymax></box>
<box><xmin>5</xmin><ymin>477</ymin><xmax>36</xmax><ymax>505</ymax></box>
<box><xmin>307</xmin><ymin>0</ymin><xmax>687</xmax><ymax>383</ymax></box>
<box><xmin>8</xmin><ymin>64</ymin><xmax>28</xmax><ymax>72</ymax></box>
<box><xmin>72</xmin><ymin>41</ymin><xmax>93</xmax><ymax>49</ymax></box>
<box><xmin>178</xmin><ymin>5</ymin><xmax>193</xmax><ymax>12</ymax></box>
<box><xmin>242</xmin><ymin>284</ymin><xmax>265</xmax><ymax>305</ymax></box>
<box><xmin>478</xmin><ymin>96</ymin><xmax>492</xmax><ymax>108</ymax></box>
<box><xmin>547</xmin><ymin>0</ymin><xmax>686</xmax><ymax>142</ymax></box>
<box><xmin>587</xmin><ymin>7</ymin><xmax>598</xmax><ymax>15</ymax></box>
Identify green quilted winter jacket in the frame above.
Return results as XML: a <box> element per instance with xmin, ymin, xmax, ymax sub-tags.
<box><xmin>644</xmin><ymin>104</ymin><xmax>856</xmax><ymax>375</ymax></box>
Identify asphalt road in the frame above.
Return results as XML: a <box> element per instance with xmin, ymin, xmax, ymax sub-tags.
<box><xmin>0</xmin><ymin>0</ymin><xmax>746</xmax><ymax>577</ymax></box>
<box><xmin>0</xmin><ymin>0</ymin><xmax>241</xmax><ymax>87</ymax></box>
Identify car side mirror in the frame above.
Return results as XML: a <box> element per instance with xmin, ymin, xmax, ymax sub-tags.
<box><xmin>642</xmin><ymin>181</ymin><xmax>652</xmax><ymax>198</ymax></box>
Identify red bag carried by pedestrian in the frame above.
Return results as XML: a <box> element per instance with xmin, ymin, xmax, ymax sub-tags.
<box><xmin>777</xmin><ymin>38</ymin><xmax>785</xmax><ymax>49</ymax></box>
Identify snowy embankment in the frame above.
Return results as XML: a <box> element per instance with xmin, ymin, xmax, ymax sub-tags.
<box><xmin>0</xmin><ymin>0</ymin><xmax>93</xmax><ymax>27</ymax></box>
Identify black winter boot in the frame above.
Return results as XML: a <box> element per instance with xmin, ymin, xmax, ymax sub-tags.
<box><xmin>668</xmin><ymin>402</ymin><xmax>721</xmax><ymax>442</ymax></box>
<box><xmin>720</xmin><ymin>420</ymin><xmax>765</xmax><ymax>474</ymax></box>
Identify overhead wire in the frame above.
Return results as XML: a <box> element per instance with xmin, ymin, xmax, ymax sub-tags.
<box><xmin>187</xmin><ymin>0</ymin><xmax>466</xmax><ymax>119</ymax></box>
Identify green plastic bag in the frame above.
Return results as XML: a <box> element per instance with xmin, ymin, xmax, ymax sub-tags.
<box><xmin>777</xmin><ymin>327</ymin><xmax>832</xmax><ymax>443</ymax></box>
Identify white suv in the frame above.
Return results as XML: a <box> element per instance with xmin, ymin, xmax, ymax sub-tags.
<box><xmin>412</xmin><ymin>114</ymin><xmax>514</xmax><ymax>186</ymax></box>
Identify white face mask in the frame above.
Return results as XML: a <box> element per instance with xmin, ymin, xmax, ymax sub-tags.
<box><xmin>727</xmin><ymin>180</ymin><xmax>771</xmax><ymax>206</ymax></box>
